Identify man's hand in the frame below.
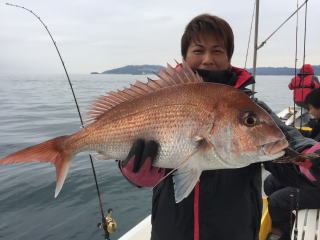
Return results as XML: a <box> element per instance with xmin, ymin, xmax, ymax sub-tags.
<box><xmin>119</xmin><ymin>139</ymin><xmax>165</xmax><ymax>187</ymax></box>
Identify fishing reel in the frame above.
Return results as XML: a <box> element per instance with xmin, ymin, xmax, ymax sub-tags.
<box><xmin>98</xmin><ymin>208</ymin><xmax>117</xmax><ymax>240</ymax></box>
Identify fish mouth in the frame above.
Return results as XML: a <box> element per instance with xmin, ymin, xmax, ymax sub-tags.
<box><xmin>260</xmin><ymin>138</ymin><xmax>289</xmax><ymax>157</ymax></box>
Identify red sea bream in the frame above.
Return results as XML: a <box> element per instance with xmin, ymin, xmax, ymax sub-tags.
<box><xmin>0</xmin><ymin>63</ymin><xmax>288</xmax><ymax>202</ymax></box>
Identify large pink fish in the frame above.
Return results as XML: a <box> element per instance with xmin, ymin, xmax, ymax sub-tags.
<box><xmin>0</xmin><ymin>63</ymin><xmax>288</xmax><ymax>202</ymax></box>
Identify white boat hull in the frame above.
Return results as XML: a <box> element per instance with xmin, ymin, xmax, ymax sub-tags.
<box><xmin>119</xmin><ymin>215</ymin><xmax>151</xmax><ymax>240</ymax></box>
<box><xmin>277</xmin><ymin>106</ymin><xmax>311</xmax><ymax>127</ymax></box>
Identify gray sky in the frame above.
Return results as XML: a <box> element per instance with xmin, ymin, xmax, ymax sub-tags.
<box><xmin>0</xmin><ymin>0</ymin><xmax>319</xmax><ymax>74</ymax></box>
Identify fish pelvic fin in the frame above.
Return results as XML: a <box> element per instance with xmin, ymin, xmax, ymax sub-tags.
<box><xmin>171</xmin><ymin>143</ymin><xmax>211</xmax><ymax>203</ymax></box>
<box><xmin>0</xmin><ymin>136</ymin><xmax>72</xmax><ymax>198</ymax></box>
<box><xmin>155</xmin><ymin>137</ymin><xmax>212</xmax><ymax>203</ymax></box>
<box><xmin>172</xmin><ymin>167</ymin><xmax>202</xmax><ymax>203</ymax></box>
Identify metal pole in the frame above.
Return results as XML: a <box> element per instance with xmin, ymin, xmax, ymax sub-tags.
<box><xmin>252</xmin><ymin>0</ymin><xmax>260</xmax><ymax>95</ymax></box>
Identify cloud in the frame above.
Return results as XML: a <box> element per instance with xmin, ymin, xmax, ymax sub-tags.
<box><xmin>0</xmin><ymin>0</ymin><xmax>319</xmax><ymax>74</ymax></box>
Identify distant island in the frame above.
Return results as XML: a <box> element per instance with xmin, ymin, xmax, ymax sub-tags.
<box><xmin>91</xmin><ymin>64</ymin><xmax>320</xmax><ymax>75</ymax></box>
<box><xmin>250</xmin><ymin>66</ymin><xmax>320</xmax><ymax>76</ymax></box>
<box><xmin>99</xmin><ymin>65</ymin><xmax>165</xmax><ymax>75</ymax></box>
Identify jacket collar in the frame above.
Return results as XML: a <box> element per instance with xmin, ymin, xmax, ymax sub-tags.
<box><xmin>231</xmin><ymin>66</ymin><xmax>255</xmax><ymax>89</ymax></box>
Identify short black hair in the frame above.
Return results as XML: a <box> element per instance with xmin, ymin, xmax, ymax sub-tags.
<box><xmin>304</xmin><ymin>88</ymin><xmax>320</xmax><ymax>109</ymax></box>
<box><xmin>181</xmin><ymin>14</ymin><xmax>234</xmax><ymax>61</ymax></box>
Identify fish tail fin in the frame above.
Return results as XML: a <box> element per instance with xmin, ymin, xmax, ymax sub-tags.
<box><xmin>0</xmin><ymin>136</ymin><xmax>73</xmax><ymax>197</ymax></box>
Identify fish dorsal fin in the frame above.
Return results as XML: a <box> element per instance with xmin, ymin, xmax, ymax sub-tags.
<box><xmin>85</xmin><ymin>62</ymin><xmax>203</xmax><ymax>124</ymax></box>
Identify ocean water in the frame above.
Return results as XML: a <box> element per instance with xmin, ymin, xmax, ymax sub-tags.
<box><xmin>0</xmin><ymin>73</ymin><xmax>293</xmax><ymax>240</ymax></box>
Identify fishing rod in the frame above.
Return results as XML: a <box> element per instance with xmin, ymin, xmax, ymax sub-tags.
<box><xmin>298</xmin><ymin>0</ymin><xmax>309</xmax><ymax>130</ymax></box>
<box><xmin>251</xmin><ymin>0</ymin><xmax>309</xmax><ymax>81</ymax></box>
<box><xmin>289</xmin><ymin>193</ymin><xmax>295</xmax><ymax>238</ymax></box>
<box><xmin>292</xmin><ymin>0</ymin><xmax>300</xmax><ymax>126</ymax></box>
<box><xmin>293</xmin><ymin>189</ymin><xmax>300</xmax><ymax>240</ymax></box>
<box><xmin>290</xmin><ymin>0</ymin><xmax>309</xmax><ymax>130</ymax></box>
<box><xmin>5</xmin><ymin>3</ymin><xmax>116</xmax><ymax>239</ymax></box>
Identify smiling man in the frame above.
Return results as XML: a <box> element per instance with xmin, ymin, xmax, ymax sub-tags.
<box><xmin>120</xmin><ymin>14</ymin><xmax>320</xmax><ymax>240</ymax></box>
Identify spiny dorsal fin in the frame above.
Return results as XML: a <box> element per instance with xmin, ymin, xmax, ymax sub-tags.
<box><xmin>85</xmin><ymin>62</ymin><xmax>203</xmax><ymax>124</ymax></box>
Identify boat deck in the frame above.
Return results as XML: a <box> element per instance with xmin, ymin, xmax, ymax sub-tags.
<box><xmin>118</xmin><ymin>215</ymin><xmax>151</xmax><ymax>240</ymax></box>
<box><xmin>292</xmin><ymin>209</ymin><xmax>320</xmax><ymax>240</ymax></box>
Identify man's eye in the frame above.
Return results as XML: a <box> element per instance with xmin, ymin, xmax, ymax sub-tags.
<box><xmin>193</xmin><ymin>49</ymin><xmax>203</xmax><ymax>54</ymax></box>
<box><xmin>213</xmin><ymin>49</ymin><xmax>223</xmax><ymax>54</ymax></box>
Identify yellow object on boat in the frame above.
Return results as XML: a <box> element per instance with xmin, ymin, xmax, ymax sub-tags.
<box><xmin>259</xmin><ymin>197</ymin><xmax>272</xmax><ymax>240</ymax></box>
<box><xmin>296</xmin><ymin>126</ymin><xmax>312</xmax><ymax>131</ymax></box>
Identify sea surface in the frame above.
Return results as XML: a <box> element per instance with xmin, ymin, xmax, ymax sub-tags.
<box><xmin>0</xmin><ymin>73</ymin><xmax>294</xmax><ymax>240</ymax></box>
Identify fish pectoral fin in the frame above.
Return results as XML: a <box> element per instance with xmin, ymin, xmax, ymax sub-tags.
<box><xmin>193</xmin><ymin>136</ymin><xmax>213</xmax><ymax>150</ymax></box>
<box><xmin>172</xmin><ymin>167</ymin><xmax>202</xmax><ymax>203</ymax></box>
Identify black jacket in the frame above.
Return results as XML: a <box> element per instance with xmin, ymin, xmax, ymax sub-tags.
<box><xmin>150</xmin><ymin>68</ymin><xmax>319</xmax><ymax>240</ymax></box>
<box><xmin>152</xmin><ymin>165</ymin><xmax>263</xmax><ymax>240</ymax></box>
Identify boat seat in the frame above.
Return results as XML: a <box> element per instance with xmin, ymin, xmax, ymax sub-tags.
<box><xmin>291</xmin><ymin>209</ymin><xmax>320</xmax><ymax>240</ymax></box>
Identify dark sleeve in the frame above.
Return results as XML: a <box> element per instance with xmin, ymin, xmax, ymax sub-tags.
<box><xmin>254</xmin><ymin>99</ymin><xmax>320</xmax><ymax>187</ymax></box>
<box><xmin>308</xmin><ymin>119</ymin><xmax>320</xmax><ymax>139</ymax></box>
<box><xmin>300</xmin><ymin>129</ymin><xmax>312</xmax><ymax>138</ymax></box>
<box><xmin>265</xmin><ymin>149</ymin><xmax>320</xmax><ymax>188</ymax></box>
<box><xmin>263</xmin><ymin>161</ymin><xmax>319</xmax><ymax>188</ymax></box>
<box><xmin>254</xmin><ymin>99</ymin><xmax>317</xmax><ymax>152</ymax></box>
<box><xmin>263</xmin><ymin>147</ymin><xmax>320</xmax><ymax>188</ymax></box>
<box><xmin>309</xmin><ymin>149</ymin><xmax>320</xmax><ymax>181</ymax></box>
<box><xmin>288</xmin><ymin>78</ymin><xmax>294</xmax><ymax>90</ymax></box>
<box><xmin>313</xmin><ymin>76</ymin><xmax>320</xmax><ymax>88</ymax></box>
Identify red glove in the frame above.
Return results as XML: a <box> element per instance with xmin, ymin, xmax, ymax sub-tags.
<box><xmin>293</xmin><ymin>160</ymin><xmax>313</xmax><ymax>169</ymax></box>
<box><xmin>119</xmin><ymin>139</ymin><xmax>165</xmax><ymax>187</ymax></box>
<box><xmin>293</xmin><ymin>143</ymin><xmax>320</xmax><ymax>169</ymax></box>
<box><xmin>293</xmin><ymin>143</ymin><xmax>320</xmax><ymax>181</ymax></box>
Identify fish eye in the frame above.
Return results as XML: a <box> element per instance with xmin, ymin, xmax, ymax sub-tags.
<box><xmin>241</xmin><ymin>111</ymin><xmax>258</xmax><ymax>127</ymax></box>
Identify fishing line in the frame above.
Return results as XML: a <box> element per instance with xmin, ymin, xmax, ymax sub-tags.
<box><xmin>293</xmin><ymin>189</ymin><xmax>300</xmax><ymax>240</ymax></box>
<box><xmin>289</xmin><ymin>193</ymin><xmax>295</xmax><ymax>238</ymax></box>
<box><xmin>244</xmin><ymin>0</ymin><xmax>255</xmax><ymax>70</ymax></box>
<box><xmin>292</xmin><ymin>0</ymin><xmax>299</xmax><ymax>125</ymax></box>
<box><xmin>5</xmin><ymin>3</ymin><xmax>111</xmax><ymax>239</ymax></box>
<box><xmin>257</xmin><ymin>0</ymin><xmax>309</xmax><ymax>50</ymax></box>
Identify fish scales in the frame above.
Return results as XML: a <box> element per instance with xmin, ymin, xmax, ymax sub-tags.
<box><xmin>71</xmin><ymin>90</ymin><xmax>215</xmax><ymax>168</ymax></box>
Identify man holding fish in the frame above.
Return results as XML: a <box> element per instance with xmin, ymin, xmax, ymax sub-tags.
<box><xmin>1</xmin><ymin>13</ymin><xmax>320</xmax><ymax>240</ymax></box>
<box><xmin>120</xmin><ymin>14</ymin><xmax>320</xmax><ymax>240</ymax></box>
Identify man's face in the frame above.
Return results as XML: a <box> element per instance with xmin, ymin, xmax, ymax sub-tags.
<box><xmin>308</xmin><ymin>104</ymin><xmax>320</xmax><ymax>119</ymax></box>
<box><xmin>185</xmin><ymin>34</ymin><xmax>230</xmax><ymax>71</ymax></box>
